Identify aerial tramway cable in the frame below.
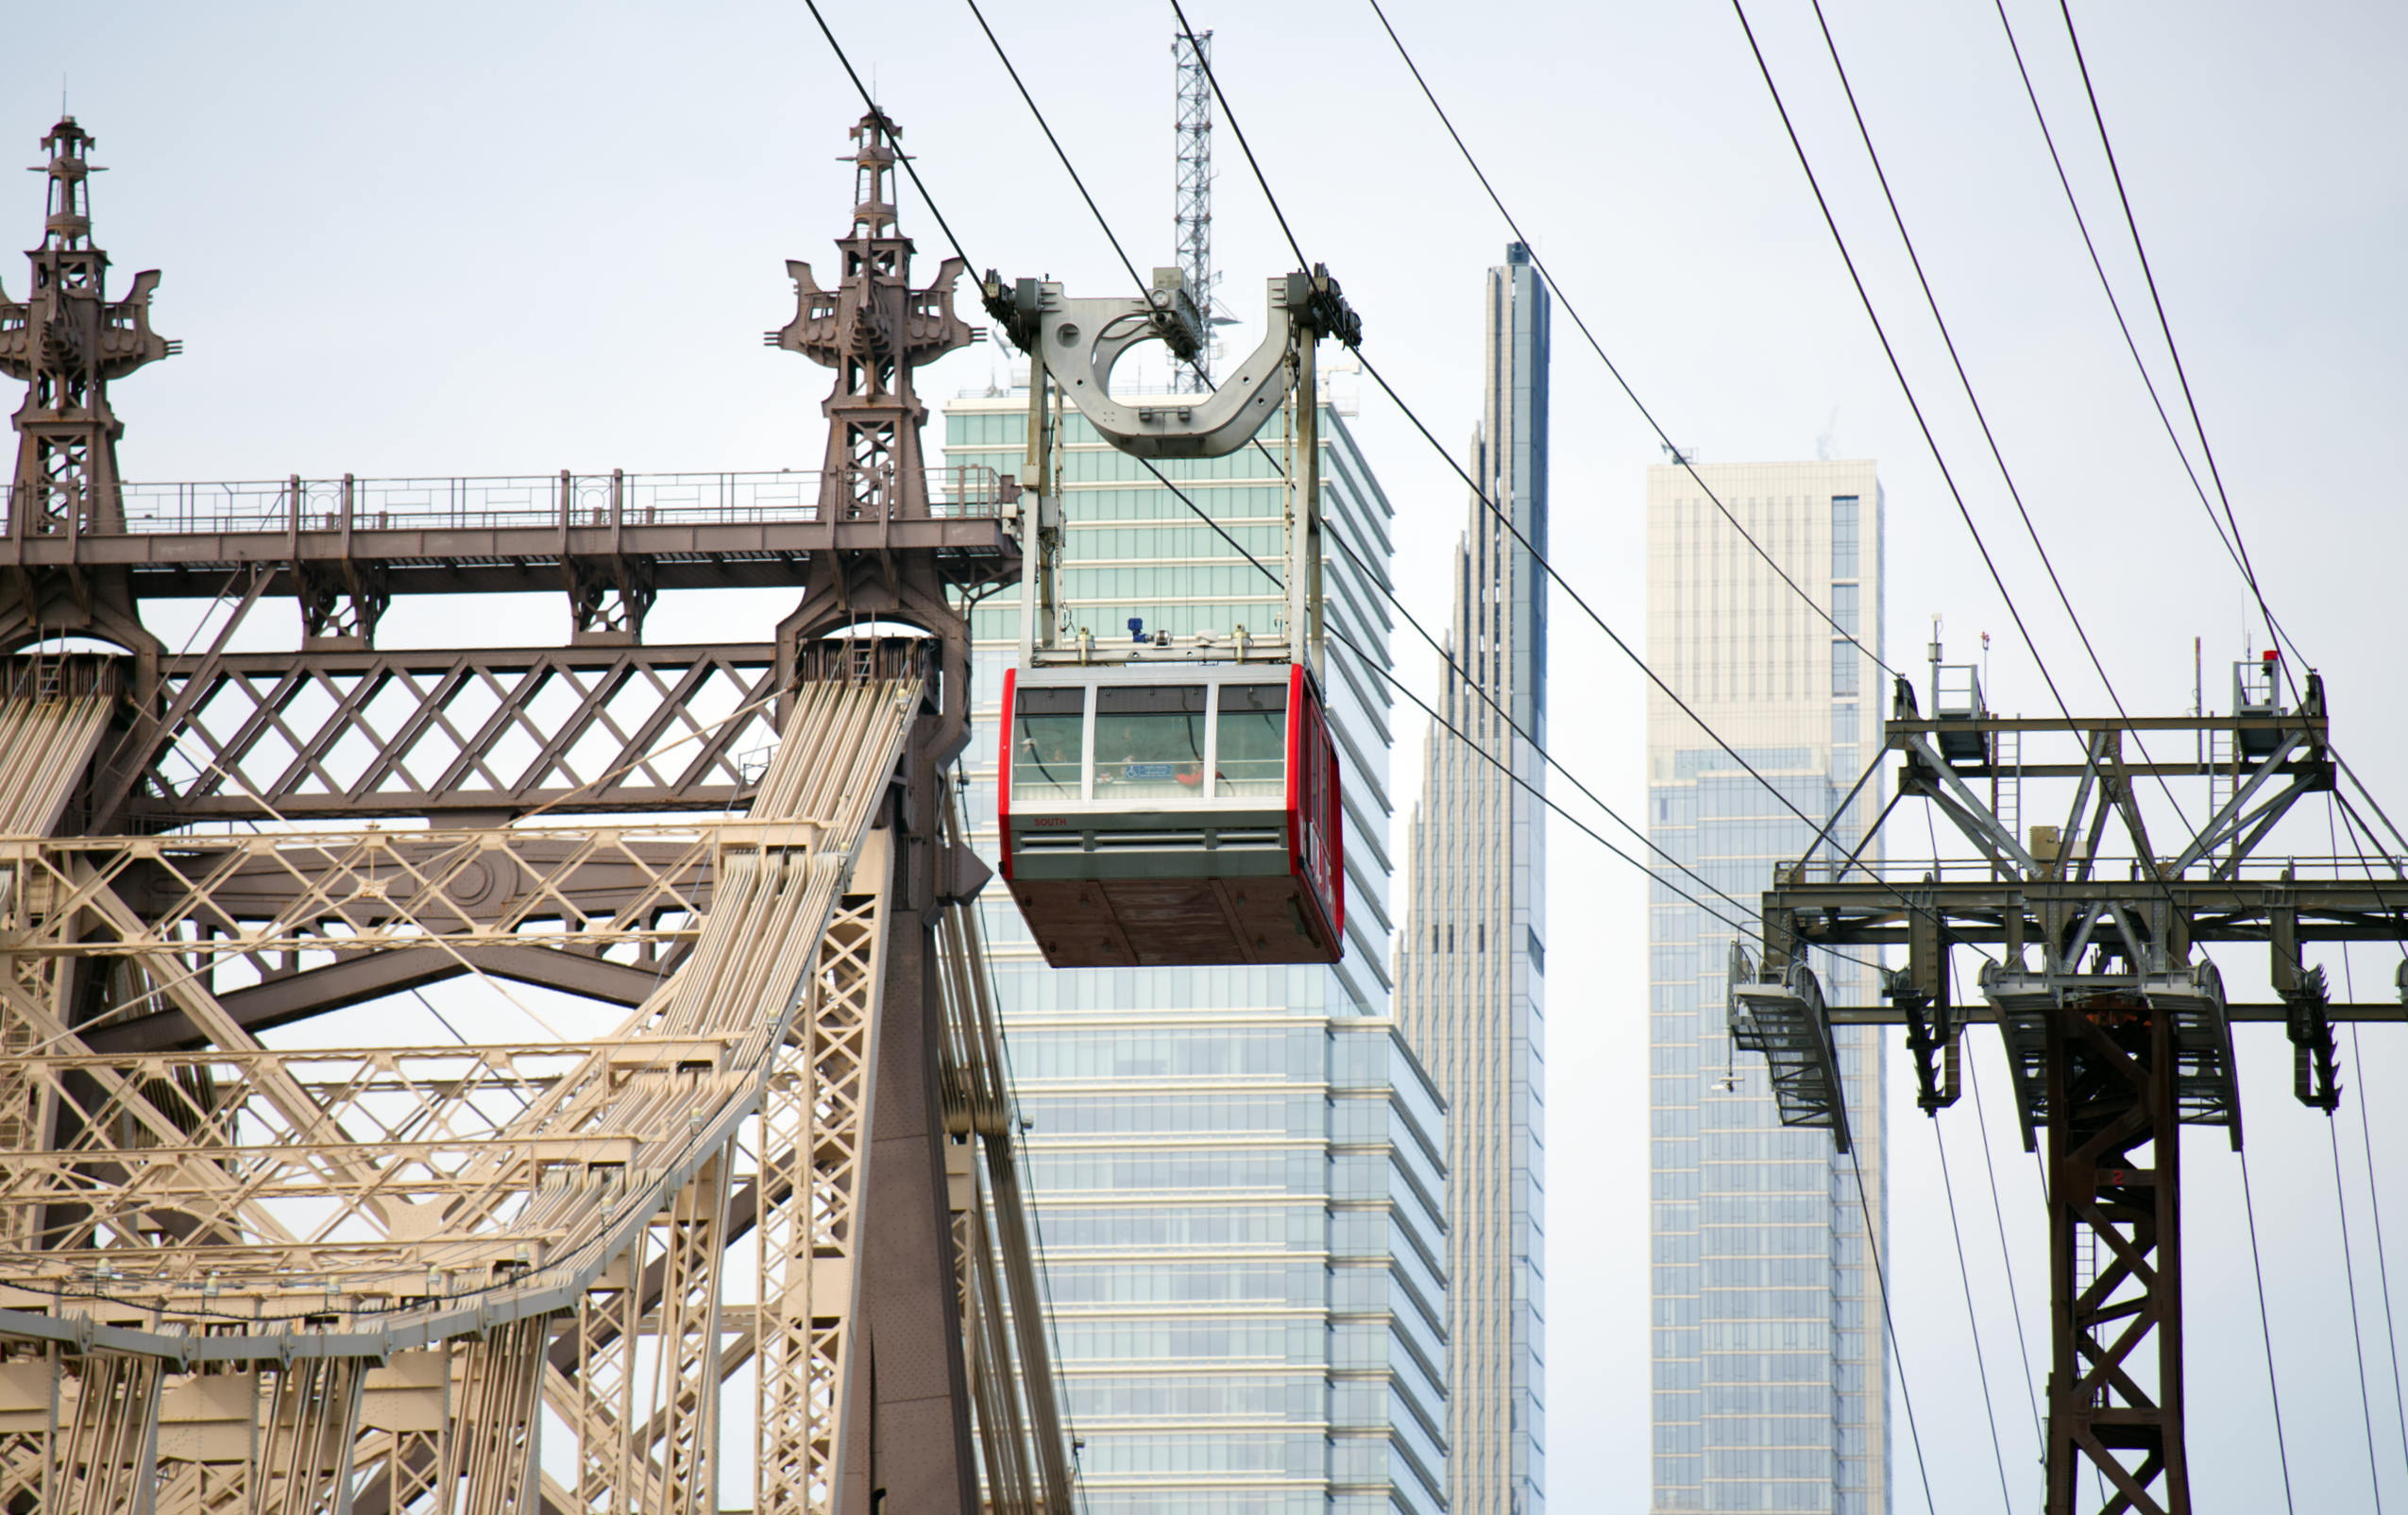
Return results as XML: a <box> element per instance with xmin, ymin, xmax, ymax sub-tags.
<box><xmin>948</xmin><ymin>0</ymin><xmax>1909</xmax><ymax>953</ymax></box>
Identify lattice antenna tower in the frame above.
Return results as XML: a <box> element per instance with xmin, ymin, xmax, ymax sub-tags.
<box><xmin>1172</xmin><ymin>27</ymin><xmax>1214</xmax><ymax>392</ymax></box>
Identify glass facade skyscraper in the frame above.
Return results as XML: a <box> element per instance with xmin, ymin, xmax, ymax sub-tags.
<box><xmin>946</xmin><ymin>390</ymin><xmax>1448</xmax><ymax>1515</ymax></box>
<box><xmin>1644</xmin><ymin>462</ymin><xmax>1890</xmax><ymax>1513</ymax></box>
<box><xmin>1396</xmin><ymin>244</ymin><xmax>1548</xmax><ymax>1515</ymax></box>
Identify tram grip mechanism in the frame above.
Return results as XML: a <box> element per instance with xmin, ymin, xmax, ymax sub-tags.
<box><xmin>978</xmin><ymin>266</ymin><xmax>1357</xmax><ymax>459</ymax></box>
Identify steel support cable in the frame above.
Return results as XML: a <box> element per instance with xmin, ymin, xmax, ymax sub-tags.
<box><xmin>1352</xmin><ymin>345</ymin><xmax>1951</xmax><ymax>940</ymax></box>
<box><xmin>1985</xmin><ymin>0</ymin><xmax>2281</xmax><ymax>650</ymax></box>
<box><xmin>1053</xmin><ymin>0</ymin><xmax>2119</xmax><ymax>1012</ymax></box>
<box><xmin>991</xmin><ymin>1013</ymin><xmax>1092</xmax><ymax>1507</ymax></box>
<box><xmin>1338</xmin><ymin>573</ymin><xmax>1940</xmax><ymax>1498</ymax></box>
<box><xmin>1964</xmin><ymin>1039</ymin><xmax>2047</xmax><ymax>1455</ymax></box>
<box><xmin>2052</xmin><ymin>0</ymin><xmax>2293</xmax><ymax>695</ymax></box>
<box><xmin>2341</xmin><ymin>758</ymin><xmax>2408</xmax><ymax>863</ymax></box>
<box><xmin>1731</xmin><ymin>1</ymin><xmax>2268</xmax><ymax>1097</ymax></box>
<box><xmin>1127</xmin><ymin>448</ymin><xmax>1799</xmax><ymax>949</ymax></box>
<box><xmin>1843</xmin><ymin>1145</ymin><xmax>1938</xmax><ymax>1514</ymax></box>
<box><xmin>2310</xmin><ymin>799</ymin><xmax>2387</xmax><ymax>1509</ymax></box>
<box><xmin>1114</xmin><ymin>375</ymin><xmax>1884</xmax><ymax>966</ymax></box>
<box><xmin>1321</xmin><ymin>523</ymin><xmax>1875</xmax><ymax>963</ymax></box>
<box><xmin>2238</xmin><ymin>1146</ymin><xmax>2301</xmax><ymax>1514</ymax></box>
<box><xmin>2351</xmin><ymin>1016</ymin><xmax>2408</xmax><ymax>1485</ymax></box>
<box><xmin>1932</xmin><ymin>809</ymin><xmax>2045</xmax><ymax>1474</ymax></box>
<box><xmin>960</xmin><ymin>0</ymin><xmax>1153</xmax><ymax>301</ymax></box>
<box><xmin>2333</xmin><ymin>1101</ymin><xmax>2389</xmax><ymax>1511</ymax></box>
<box><xmin>1357</xmin><ymin>0</ymin><xmax>1897</xmax><ymax>679</ymax></box>
<box><xmin>1934</xmin><ymin>1116</ymin><xmax>2015</xmax><ymax>1513</ymax></box>
<box><xmin>946</xmin><ymin>0</ymin><xmax>1924</xmax><ymax>954</ymax></box>
<box><xmin>1805</xmin><ymin>0</ymin><xmax>2199</xmax><ymax>841</ymax></box>
<box><xmin>800</xmin><ymin>0</ymin><xmax>979</xmax><ymax>274</ymax></box>
<box><xmin>2328</xmin><ymin>792</ymin><xmax>2408</xmax><ymax>1480</ymax></box>
<box><xmin>1727</xmin><ymin>2</ymin><xmax>2114</xmax><ymax>817</ymax></box>
<box><xmin>785</xmin><ymin>25</ymin><xmax>1829</xmax><ymax>1487</ymax></box>
<box><xmin>1320</xmin><ymin>620</ymin><xmax>1777</xmax><ymax>951</ymax></box>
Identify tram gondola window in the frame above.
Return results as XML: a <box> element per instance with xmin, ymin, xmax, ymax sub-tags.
<box><xmin>1095</xmin><ymin>686</ymin><xmax>1208</xmax><ymax>801</ymax></box>
<box><xmin>1216</xmin><ymin>683</ymin><xmax>1288</xmax><ymax>797</ymax></box>
<box><xmin>1013</xmin><ymin>687</ymin><xmax>1086</xmax><ymax>802</ymax></box>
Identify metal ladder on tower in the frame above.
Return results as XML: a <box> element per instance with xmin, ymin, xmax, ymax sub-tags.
<box><xmin>1992</xmin><ymin>726</ymin><xmax>2021</xmax><ymax>880</ymax></box>
<box><xmin>2207</xmin><ymin>726</ymin><xmax>2236</xmax><ymax>872</ymax></box>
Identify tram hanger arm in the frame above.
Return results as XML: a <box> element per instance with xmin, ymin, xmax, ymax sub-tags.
<box><xmin>978</xmin><ymin>267</ymin><xmax>1358</xmax><ymax>460</ymax></box>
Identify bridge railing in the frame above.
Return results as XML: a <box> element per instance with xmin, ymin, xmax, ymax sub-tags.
<box><xmin>1764</xmin><ymin>853</ymin><xmax>2402</xmax><ymax>886</ymax></box>
<box><xmin>2</xmin><ymin>465</ymin><xmax>1018</xmax><ymax>537</ymax></box>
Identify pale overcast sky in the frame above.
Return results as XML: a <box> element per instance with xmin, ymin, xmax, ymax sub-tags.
<box><xmin>8</xmin><ymin>2</ymin><xmax>2406</xmax><ymax>1507</ymax></box>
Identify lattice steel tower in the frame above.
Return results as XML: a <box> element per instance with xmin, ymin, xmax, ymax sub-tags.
<box><xmin>1172</xmin><ymin>27</ymin><xmax>1214</xmax><ymax>392</ymax></box>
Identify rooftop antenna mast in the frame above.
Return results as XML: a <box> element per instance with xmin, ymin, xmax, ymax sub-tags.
<box><xmin>1172</xmin><ymin>26</ymin><xmax>1214</xmax><ymax>392</ymax></box>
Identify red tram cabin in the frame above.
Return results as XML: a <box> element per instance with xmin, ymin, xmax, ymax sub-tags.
<box><xmin>998</xmin><ymin>662</ymin><xmax>1345</xmax><ymax>968</ymax></box>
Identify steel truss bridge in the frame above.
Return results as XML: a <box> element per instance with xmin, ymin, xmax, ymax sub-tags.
<box><xmin>0</xmin><ymin>111</ymin><xmax>1071</xmax><ymax>1514</ymax></box>
<box><xmin>1732</xmin><ymin>655</ymin><xmax>2408</xmax><ymax>1515</ymax></box>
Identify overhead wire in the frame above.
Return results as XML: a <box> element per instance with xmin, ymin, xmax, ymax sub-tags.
<box><xmin>1934</xmin><ymin>1115</ymin><xmax>2014</xmax><ymax>1512</ymax></box>
<box><xmin>1736</xmin><ymin>11</ymin><xmax>2334</xmax><ymax>1499</ymax></box>
<box><xmin>2237</xmin><ymin>1147</ymin><xmax>2300</xmax><ymax>1514</ymax></box>
<box><xmin>948</xmin><ymin>0</ymin><xmax>1913</xmax><ymax>955</ymax></box>
<box><xmin>1801</xmin><ymin>0</ymin><xmax>2199</xmax><ymax>839</ymax></box>
<box><xmin>2332</xmin><ymin>1085</ymin><xmax>2388</xmax><ymax>1511</ymax></box>
<box><xmin>1161</xmin><ymin>10</ymin><xmax>1955</xmax><ymax>1490</ymax></box>
<box><xmin>802</xmin><ymin>0</ymin><xmax>978</xmax><ymax>272</ymax></box>
<box><xmin>1985</xmin><ymin>0</ymin><xmax>2282</xmax><ymax>653</ymax></box>
<box><xmin>1963</xmin><ymin>1038</ymin><xmax>2046</xmax><ymax>1456</ymax></box>
<box><xmin>2329</xmin><ymin>792</ymin><xmax>2408</xmax><ymax>1480</ymax></box>
<box><xmin>1926</xmin><ymin>826</ymin><xmax>2036</xmax><ymax>1498</ymax></box>
<box><xmin>800</xmin><ymin>7</ymin><xmax>1097</xmax><ymax>1487</ymax></box>
<box><xmin>1358</xmin><ymin>0</ymin><xmax>1896</xmax><ymax>679</ymax></box>
<box><xmin>2051</xmin><ymin>0</ymin><xmax>2292</xmax><ymax>692</ymax></box>
<box><xmin>1123</xmin><ymin>432</ymin><xmax>1830</xmax><ymax>958</ymax></box>
<box><xmin>961</xmin><ymin>0</ymin><xmax>1152</xmax><ymax>299</ymax></box>
<box><xmin>1149</xmin><ymin>2</ymin><xmax>1954</xmax><ymax>943</ymax></box>
<box><xmin>1844</xmin><ymin>1145</ymin><xmax>1937</xmax><ymax>1513</ymax></box>
<box><xmin>1726</xmin><ymin>0</ymin><xmax>2118</xmax><ymax>832</ymax></box>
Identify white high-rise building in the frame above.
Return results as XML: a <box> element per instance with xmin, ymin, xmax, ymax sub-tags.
<box><xmin>945</xmin><ymin>390</ymin><xmax>1448</xmax><ymax>1515</ymax></box>
<box><xmin>1644</xmin><ymin>461</ymin><xmax>1890</xmax><ymax>1513</ymax></box>
<box><xmin>1397</xmin><ymin>244</ymin><xmax>1548</xmax><ymax>1515</ymax></box>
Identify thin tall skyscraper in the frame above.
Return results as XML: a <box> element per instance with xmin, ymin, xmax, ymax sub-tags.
<box><xmin>1398</xmin><ymin>243</ymin><xmax>1549</xmax><ymax>1515</ymax></box>
<box><xmin>1644</xmin><ymin>461</ymin><xmax>1890</xmax><ymax>1513</ymax></box>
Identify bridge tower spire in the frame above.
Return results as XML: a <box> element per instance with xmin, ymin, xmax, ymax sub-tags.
<box><xmin>772</xmin><ymin>108</ymin><xmax>975</xmax><ymax>531</ymax></box>
<box><xmin>0</xmin><ymin>117</ymin><xmax>177</xmax><ymax>654</ymax></box>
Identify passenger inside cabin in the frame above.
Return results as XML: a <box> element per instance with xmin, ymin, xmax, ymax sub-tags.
<box><xmin>1094</xmin><ymin>688</ymin><xmax>1207</xmax><ymax>799</ymax></box>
